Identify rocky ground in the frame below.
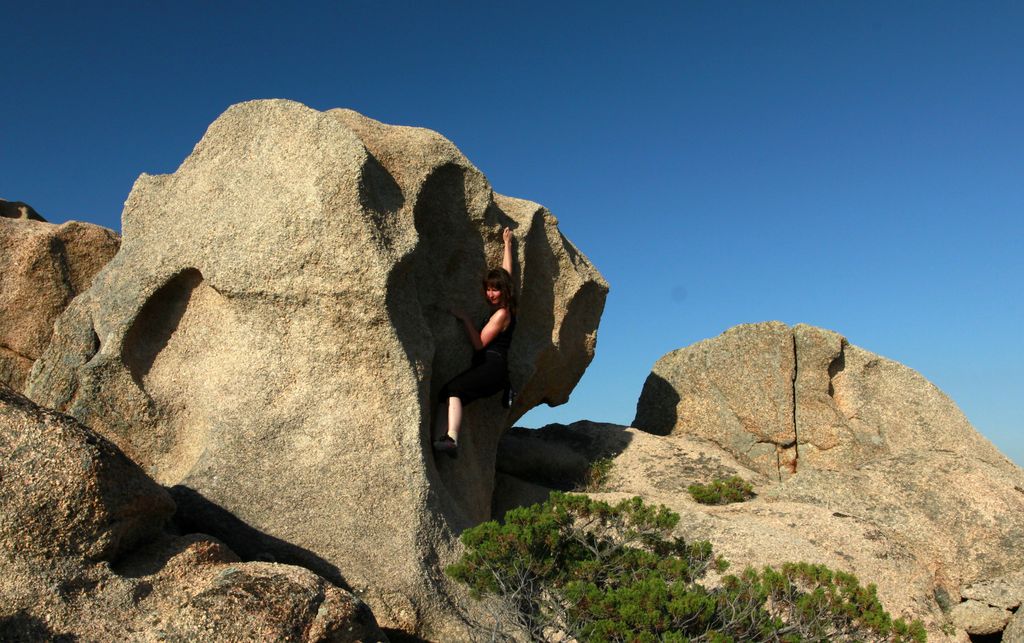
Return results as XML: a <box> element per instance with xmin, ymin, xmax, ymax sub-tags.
<box><xmin>1</xmin><ymin>385</ymin><xmax>385</xmax><ymax>641</ymax></box>
<box><xmin>495</xmin><ymin>323</ymin><xmax>1024</xmax><ymax>642</ymax></box>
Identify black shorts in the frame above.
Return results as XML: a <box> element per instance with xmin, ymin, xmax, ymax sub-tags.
<box><xmin>439</xmin><ymin>350</ymin><xmax>508</xmax><ymax>405</ymax></box>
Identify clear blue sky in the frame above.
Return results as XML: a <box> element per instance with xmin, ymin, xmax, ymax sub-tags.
<box><xmin>4</xmin><ymin>2</ymin><xmax>1021</xmax><ymax>466</ymax></box>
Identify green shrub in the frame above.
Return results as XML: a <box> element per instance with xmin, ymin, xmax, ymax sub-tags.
<box><xmin>688</xmin><ymin>476</ymin><xmax>755</xmax><ymax>505</ymax></box>
<box><xmin>578</xmin><ymin>457</ymin><xmax>615</xmax><ymax>492</ymax></box>
<box><xmin>717</xmin><ymin>563</ymin><xmax>927</xmax><ymax>642</ymax></box>
<box><xmin>447</xmin><ymin>492</ymin><xmax>925</xmax><ymax>642</ymax></box>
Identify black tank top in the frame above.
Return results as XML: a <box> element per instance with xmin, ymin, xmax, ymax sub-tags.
<box><xmin>481</xmin><ymin>313</ymin><xmax>515</xmax><ymax>359</ymax></box>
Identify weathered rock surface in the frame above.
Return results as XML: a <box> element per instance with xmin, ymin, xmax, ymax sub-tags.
<box><xmin>498</xmin><ymin>324</ymin><xmax>1024</xmax><ymax>641</ymax></box>
<box><xmin>942</xmin><ymin>569</ymin><xmax>1024</xmax><ymax>640</ymax></box>
<box><xmin>960</xmin><ymin>569</ymin><xmax>1024</xmax><ymax>609</ymax></box>
<box><xmin>949</xmin><ymin>599</ymin><xmax>1011</xmax><ymax>636</ymax></box>
<box><xmin>1</xmin><ymin>382</ymin><xmax>174</xmax><ymax>562</ymax></box>
<box><xmin>0</xmin><ymin>198</ymin><xmax>46</xmax><ymax>221</ymax></box>
<box><xmin>0</xmin><ymin>212</ymin><xmax>119</xmax><ymax>392</ymax></box>
<box><xmin>26</xmin><ymin>99</ymin><xmax>607</xmax><ymax>636</ymax></box>
<box><xmin>633</xmin><ymin>321</ymin><xmax>1014</xmax><ymax>480</ymax></box>
<box><xmin>0</xmin><ymin>385</ymin><xmax>385</xmax><ymax>642</ymax></box>
<box><xmin>498</xmin><ymin>419</ymin><xmax>1024</xmax><ymax>640</ymax></box>
<box><xmin>1005</xmin><ymin>608</ymin><xmax>1024</xmax><ymax>643</ymax></box>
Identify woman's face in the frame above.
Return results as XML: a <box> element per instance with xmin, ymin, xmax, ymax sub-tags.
<box><xmin>485</xmin><ymin>285</ymin><xmax>503</xmax><ymax>306</ymax></box>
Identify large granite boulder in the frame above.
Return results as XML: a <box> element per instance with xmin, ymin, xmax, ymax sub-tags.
<box><xmin>0</xmin><ymin>385</ymin><xmax>384</xmax><ymax>642</ymax></box>
<box><xmin>26</xmin><ymin>99</ymin><xmax>607</xmax><ymax>636</ymax></box>
<box><xmin>0</xmin><ymin>209</ymin><xmax>119</xmax><ymax>391</ymax></box>
<box><xmin>633</xmin><ymin>322</ymin><xmax>1012</xmax><ymax>480</ymax></box>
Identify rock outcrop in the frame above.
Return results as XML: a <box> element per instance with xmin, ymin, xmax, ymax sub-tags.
<box><xmin>947</xmin><ymin>569</ymin><xmax>1024</xmax><ymax>639</ymax></box>
<box><xmin>1006</xmin><ymin>609</ymin><xmax>1024</xmax><ymax>642</ymax></box>
<box><xmin>498</xmin><ymin>423</ymin><xmax>1024</xmax><ymax>640</ymax></box>
<box><xmin>0</xmin><ymin>385</ymin><xmax>384</xmax><ymax>642</ymax></box>
<box><xmin>0</xmin><ymin>198</ymin><xmax>46</xmax><ymax>221</ymax></box>
<box><xmin>25</xmin><ymin>99</ymin><xmax>607</xmax><ymax>636</ymax></box>
<box><xmin>496</xmin><ymin>324</ymin><xmax>1024</xmax><ymax>641</ymax></box>
<box><xmin>633</xmin><ymin>321</ymin><xmax>1011</xmax><ymax>480</ymax></box>
<box><xmin>0</xmin><ymin>211</ymin><xmax>119</xmax><ymax>391</ymax></box>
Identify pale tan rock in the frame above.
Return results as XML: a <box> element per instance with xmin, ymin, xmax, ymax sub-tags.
<box><xmin>0</xmin><ymin>384</ymin><xmax>173</xmax><ymax>561</ymax></box>
<box><xmin>765</xmin><ymin>449</ymin><xmax>1024</xmax><ymax>591</ymax></box>
<box><xmin>26</xmin><ymin>99</ymin><xmax>607</xmax><ymax>637</ymax></box>
<box><xmin>633</xmin><ymin>322</ymin><xmax>1014</xmax><ymax>479</ymax></box>
<box><xmin>0</xmin><ymin>385</ymin><xmax>386</xmax><ymax>642</ymax></box>
<box><xmin>0</xmin><ymin>213</ymin><xmax>119</xmax><ymax>391</ymax></box>
<box><xmin>949</xmin><ymin>599</ymin><xmax>1012</xmax><ymax>635</ymax></box>
<box><xmin>632</xmin><ymin>322</ymin><xmax>797</xmax><ymax>477</ymax></box>
<box><xmin>792</xmin><ymin>324</ymin><xmax>878</xmax><ymax>467</ymax></box>
<box><xmin>496</xmin><ymin>415</ymin><xmax>1024</xmax><ymax>642</ymax></box>
<box><xmin>495</xmin><ymin>420</ymin><xmax>766</xmax><ymax>502</ymax></box>
<box><xmin>961</xmin><ymin>569</ymin><xmax>1024</xmax><ymax>609</ymax></box>
<box><xmin>1004</xmin><ymin>608</ymin><xmax>1024</xmax><ymax>643</ymax></box>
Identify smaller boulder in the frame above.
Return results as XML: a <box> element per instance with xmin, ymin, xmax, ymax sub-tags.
<box><xmin>0</xmin><ymin>386</ymin><xmax>386</xmax><ymax>642</ymax></box>
<box><xmin>130</xmin><ymin>541</ymin><xmax>382</xmax><ymax>642</ymax></box>
<box><xmin>1004</xmin><ymin>609</ymin><xmax>1024</xmax><ymax>643</ymax></box>
<box><xmin>949</xmin><ymin>599</ymin><xmax>1012</xmax><ymax>636</ymax></box>
<box><xmin>633</xmin><ymin>322</ymin><xmax>1013</xmax><ymax>479</ymax></box>
<box><xmin>0</xmin><ymin>210</ymin><xmax>119</xmax><ymax>391</ymax></box>
<box><xmin>497</xmin><ymin>421</ymin><xmax>633</xmax><ymax>491</ymax></box>
<box><xmin>0</xmin><ymin>384</ymin><xmax>174</xmax><ymax>561</ymax></box>
<box><xmin>960</xmin><ymin>569</ymin><xmax>1024</xmax><ymax>610</ymax></box>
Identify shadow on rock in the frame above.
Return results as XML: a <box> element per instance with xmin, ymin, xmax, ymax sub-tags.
<box><xmin>492</xmin><ymin>421</ymin><xmax>634</xmax><ymax>519</ymax></box>
<box><xmin>167</xmin><ymin>485</ymin><xmax>350</xmax><ymax>591</ymax></box>
<box><xmin>632</xmin><ymin>372</ymin><xmax>680</xmax><ymax>436</ymax></box>
<box><xmin>0</xmin><ymin>611</ymin><xmax>78</xmax><ymax>642</ymax></box>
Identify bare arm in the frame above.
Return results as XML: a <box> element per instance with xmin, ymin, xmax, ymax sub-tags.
<box><xmin>454</xmin><ymin>308</ymin><xmax>509</xmax><ymax>351</ymax></box>
<box><xmin>502</xmin><ymin>227</ymin><xmax>513</xmax><ymax>276</ymax></box>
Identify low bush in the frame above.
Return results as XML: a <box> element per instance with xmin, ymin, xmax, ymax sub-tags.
<box><xmin>578</xmin><ymin>457</ymin><xmax>615</xmax><ymax>492</ymax></box>
<box><xmin>688</xmin><ymin>476</ymin><xmax>755</xmax><ymax>505</ymax></box>
<box><xmin>448</xmin><ymin>492</ymin><xmax>925</xmax><ymax>642</ymax></box>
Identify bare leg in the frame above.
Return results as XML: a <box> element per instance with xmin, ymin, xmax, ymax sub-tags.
<box><xmin>447</xmin><ymin>396</ymin><xmax>463</xmax><ymax>444</ymax></box>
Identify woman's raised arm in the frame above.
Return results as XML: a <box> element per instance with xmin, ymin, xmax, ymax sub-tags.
<box><xmin>502</xmin><ymin>227</ymin><xmax>513</xmax><ymax>276</ymax></box>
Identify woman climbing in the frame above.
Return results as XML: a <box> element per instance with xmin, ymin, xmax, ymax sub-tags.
<box><xmin>432</xmin><ymin>227</ymin><xmax>516</xmax><ymax>456</ymax></box>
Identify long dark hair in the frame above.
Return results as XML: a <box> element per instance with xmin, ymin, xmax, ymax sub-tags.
<box><xmin>483</xmin><ymin>268</ymin><xmax>517</xmax><ymax>316</ymax></box>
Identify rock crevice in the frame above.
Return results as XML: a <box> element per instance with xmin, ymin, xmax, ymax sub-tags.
<box><xmin>788</xmin><ymin>331</ymin><xmax>800</xmax><ymax>479</ymax></box>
